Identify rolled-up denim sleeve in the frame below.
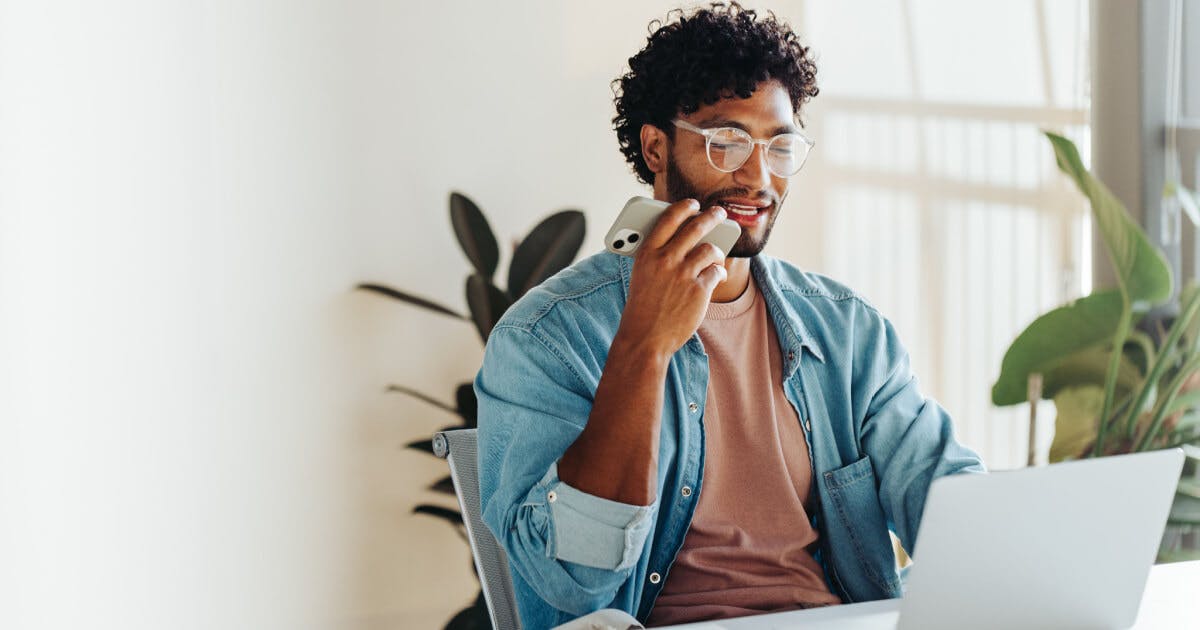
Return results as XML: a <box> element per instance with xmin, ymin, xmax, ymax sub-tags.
<box><xmin>857</xmin><ymin>314</ymin><xmax>986</xmax><ymax>553</ymax></box>
<box><xmin>534</xmin><ymin>463</ymin><xmax>654</xmax><ymax>569</ymax></box>
<box><xmin>475</xmin><ymin>324</ymin><xmax>657</xmax><ymax>615</ymax></box>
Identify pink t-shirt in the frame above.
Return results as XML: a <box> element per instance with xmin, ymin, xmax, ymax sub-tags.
<box><xmin>646</xmin><ymin>276</ymin><xmax>841</xmax><ymax>626</ymax></box>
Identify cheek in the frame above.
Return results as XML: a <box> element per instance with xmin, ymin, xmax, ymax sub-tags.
<box><xmin>771</xmin><ymin>177</ymin><xmax>789</xmax><ymax>200</ymax></box>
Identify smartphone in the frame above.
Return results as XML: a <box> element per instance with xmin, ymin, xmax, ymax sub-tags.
<box><xmin>604</xmin><ymin>196</ymin><xmax>742</xmax><ymax>258</ymax></box>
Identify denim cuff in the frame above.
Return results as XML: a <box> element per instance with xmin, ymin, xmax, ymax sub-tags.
<box><xmin>538</xmin><ymin>463</ymin><xmax>655</xmax><ymax>571</ymax></box>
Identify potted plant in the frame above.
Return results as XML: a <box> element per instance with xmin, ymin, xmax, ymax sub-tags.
<box><xmin>992</xmin><ymin>132</ymin><xmax>1200</xmax><ymax>560</ymax></box>
<box><xmin>358</xmin><ymin>192</ymin><xmax>586</xmax><ymax>629</ymax></box>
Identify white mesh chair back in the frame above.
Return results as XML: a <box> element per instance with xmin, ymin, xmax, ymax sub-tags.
<box><xmin>434</xmin><ymin>429</ymin><xmax>522</xmax><ymax>630</ymax></box>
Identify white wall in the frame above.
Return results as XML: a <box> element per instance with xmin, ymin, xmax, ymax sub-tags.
<box><xmin>0</xmin><ymin>1</ymin><xmax>1087</xmax><ymax>629</ymax></box>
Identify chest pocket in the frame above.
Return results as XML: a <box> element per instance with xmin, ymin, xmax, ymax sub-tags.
<box><xmin>821</xmin><ymin>456</ymin><xmax>902</xmax><ymax>595</ymax></box>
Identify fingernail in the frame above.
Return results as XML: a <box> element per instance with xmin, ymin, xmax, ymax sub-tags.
<box><xmin>715</xmin><ymin>207</ymin><xmax>726</xmax><ymax>219</ymax></box>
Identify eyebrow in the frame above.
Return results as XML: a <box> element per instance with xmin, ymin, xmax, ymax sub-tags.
<box><xmin>693</xmin><ymin>116</ymin><xmax>800</xmax><ymax>136</ymax></box>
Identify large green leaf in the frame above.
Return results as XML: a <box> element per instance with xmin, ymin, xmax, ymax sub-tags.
<box><xmin>1050</xmin><ymin>385</ymin><xmax>1104</xmax><ymax>462</ymax></box>
<box><xmin>1036</xmin><ymin>345</ymin><xmax>1141</xmax><ymax>401</ymax></box>
<box><xmin>993</xmin><ymin>290</ymin><xmax>1127</xmax><ymax>405</ymax></box>
<box><xmin>507</xmin><ymin>210</ymin><xmax>586</xmax><ymax>300</ymax></box>
<box><xmin>1045</xmin><ymin>132</ymin><xmax>1172</xmax><ymax>307</ymax></box>
<box><xmin>450</xmin><ymin>192</ymin><xmax>500</xmax><ymax>280</ymax></box>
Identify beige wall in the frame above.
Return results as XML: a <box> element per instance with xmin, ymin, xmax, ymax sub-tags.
<box><xmin>0</xmin><ymin>1</ymin><xmax>746</xmax><ymax>628</ymax></box>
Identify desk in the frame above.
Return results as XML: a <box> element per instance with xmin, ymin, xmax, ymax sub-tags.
<box><xmin>658</xmin><ymin>560</ymin><xmax>1200</xmax><ymax>629</ymax></box>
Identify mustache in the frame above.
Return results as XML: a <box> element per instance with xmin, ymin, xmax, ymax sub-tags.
<box><xmin>700</xmin><ymin>188</ymin><xmax>779</xmax><ymax>208</ymax></box>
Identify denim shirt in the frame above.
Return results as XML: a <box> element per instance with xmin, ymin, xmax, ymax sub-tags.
<box><xmin>475</xmin><ymin>250</ymin><xmax>985</xmax><ymax>629</ymax></box>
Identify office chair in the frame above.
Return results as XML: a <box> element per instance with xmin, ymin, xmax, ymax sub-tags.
<box><xmin>434</xmin><ymin>429</ymin><xmax>522</xmax><ymax>630</ymax></box>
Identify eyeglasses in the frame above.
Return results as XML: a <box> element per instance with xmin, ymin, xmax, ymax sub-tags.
<box><xmin>672</xmin><ymin>119</ymin><xmax>814</xmax><ymax>178</ymax></box>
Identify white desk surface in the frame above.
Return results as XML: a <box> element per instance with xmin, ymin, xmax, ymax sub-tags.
<box><xmin>658</xmin><ymin>560</ymin><xmax>1200</xmax><ymax>629</ymax></box>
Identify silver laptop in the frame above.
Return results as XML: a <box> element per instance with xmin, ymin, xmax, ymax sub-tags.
<box><xmin>898</xmin><ymin>449</ymin><xmax>1184</xmax><ymax>630</ymax></box>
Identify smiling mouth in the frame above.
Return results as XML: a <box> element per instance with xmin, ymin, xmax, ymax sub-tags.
<box><xmin>721</xmin><ymin>202</ymin><xmax>770</xmax><ymax>216</ymax></box>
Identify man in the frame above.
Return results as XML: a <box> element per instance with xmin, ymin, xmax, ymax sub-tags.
<box><xmin>475</xmin><ymin>3</ymin><xmax>984</xmax><ymax>628</ymax></box>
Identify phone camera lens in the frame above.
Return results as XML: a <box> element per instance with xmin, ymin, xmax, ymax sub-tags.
<box><xmin>627</xmin><ymin>233</ymin><xmax>639</xmax><ymax>243</ymax></box>
<box><xmin>613</xmin><ymin>239</ymin><xmax>625</xmax><ymax>250</ymax></box>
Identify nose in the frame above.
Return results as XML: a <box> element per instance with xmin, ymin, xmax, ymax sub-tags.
<box><xmin>734</xmin><ymin>141</ymin><xmax>772</xmax><ymax>190</ymax></box>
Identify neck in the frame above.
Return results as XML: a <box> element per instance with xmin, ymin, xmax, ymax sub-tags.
<box><xmin>711</xmin><ymin>257</ymin><xmax>751</xmax><ymax>303</ymax></box>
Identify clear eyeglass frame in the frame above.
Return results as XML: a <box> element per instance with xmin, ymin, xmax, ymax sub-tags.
<box><xmin>672</xmin><ymin>118</ymin><xmax>814</xmax><ymax>178</ymax></box>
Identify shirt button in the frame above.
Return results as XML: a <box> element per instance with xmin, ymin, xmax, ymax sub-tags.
<box><xmin>649</xmin><ymin>572</ymin><xmax>662</xmax><ymax>584</ymax></box>
<box><xmin>788</xmin><ymin>350</ymin><xmax>796</xmax><ymax>361</ymax></box>
<box><xmin>681</xmin><ymin>486</ymin><xmax>692</xmax><ymax>498</ymax></box>
<box><xmin>547</xmin><ymin>490</ymin><xmax>557</xmax><ymax>503</ymax></box>
<box><xmin>805</xmin><ymin>419</ymin><xmax>812</xmax><ymax>432</ymax></box>
<box><xmin>688</xmin><ymin>402</ymin><xmax>698</xmax><ymax>413</ymax></box>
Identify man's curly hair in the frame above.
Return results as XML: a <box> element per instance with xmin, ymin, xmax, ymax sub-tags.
<box><xmin>612</xmin><ymin>2</ymin><xmax>819</xmax><ymax>185</ymax></box>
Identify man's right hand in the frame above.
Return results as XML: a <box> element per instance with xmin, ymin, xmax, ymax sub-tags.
<box><xmin>617</xmin><ymin>199</ymin><xmax>729</xmax><ymax>358</ymax></box>
<box><xmin>557</xmin><ymin>199</ymin><xmax>728</xmax><ymax>506</ymax></box>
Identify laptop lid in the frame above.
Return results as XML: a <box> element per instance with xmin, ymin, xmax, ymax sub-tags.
<box><xmin>898</xmin><ymin>449</ymin><xmax>1184</xmax><ymax>630</ymax></box>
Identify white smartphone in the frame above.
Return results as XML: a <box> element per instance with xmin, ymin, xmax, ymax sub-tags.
<box><xmin>604</xmin><ymin>196</ymin><xmax>742</xmax><ymax>258</ymax></box>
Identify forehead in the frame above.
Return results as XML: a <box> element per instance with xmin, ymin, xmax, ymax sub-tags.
<box><xmin>682</xmin><ymin>81</ymin><xmax>798</xmax><ymax>134</ymax></box>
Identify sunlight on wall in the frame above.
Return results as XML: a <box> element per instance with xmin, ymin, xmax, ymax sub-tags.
<box><xmin>798</xmin><ymin>0</ymin><xmax>1091</xmax><ymax>468</ymax></box>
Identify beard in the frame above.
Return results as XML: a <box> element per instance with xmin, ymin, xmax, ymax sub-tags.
<box><xmin>664</xmin><ymin>157</ymin><xmax>781</xmax><ymax>258</ymax></box>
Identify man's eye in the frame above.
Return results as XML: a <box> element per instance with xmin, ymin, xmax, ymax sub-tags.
<box><xmin>769</xmin><ymin>147</ymin><xmax>794</xmax><ymax>157</ymax></box>
<box><xmin>711</xmin><ymin>142</ymin><xmax>736</xmax><ymax>151</ymax></box>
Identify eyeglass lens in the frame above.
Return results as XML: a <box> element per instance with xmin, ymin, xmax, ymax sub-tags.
<box><xmin>707</xmin><ymin>128</ymin><xmax>808</xmax><ymax>176</ymax></box>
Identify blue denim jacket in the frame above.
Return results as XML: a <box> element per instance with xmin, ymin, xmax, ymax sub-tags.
<box><xmin>475</xmin><ymin>251</ymin><xmax>985</xmax><ymax>629</ymax></box>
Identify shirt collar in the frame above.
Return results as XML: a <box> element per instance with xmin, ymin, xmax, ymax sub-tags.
<box><xmin>750</xmin><ymin>255</ymin><xmax>826</xmax><ymax>369</ymax></box>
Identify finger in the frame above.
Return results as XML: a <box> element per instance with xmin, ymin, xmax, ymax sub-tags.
<box><xmin>683</xmin><ymin>242</ymin><xmax>727</xmax><ymax>276</ymax></box>
<box><xmin>665</xmin><ymin>206</ymin><xmax>727</xmax><ymax>255</ymax></box>
<box><xmin>644</xmin><ymin>199</ymin><xmax>701</xmax><ymax>249</ymax></box>
<box><xmin>696</xmin><ymin>263</ymin><xmax>728</xmax><ymax>292</ymax></box>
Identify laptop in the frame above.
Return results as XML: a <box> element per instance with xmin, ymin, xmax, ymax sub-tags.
<box><xmin>897</xmin><ymin>448</ymin><xmax>1185</xmax><ymax>630</ymax></box>
<box><xmin>578</xmin><ymin>450</ymin><xmax>1184</xmax><ymax>630</ymax></box>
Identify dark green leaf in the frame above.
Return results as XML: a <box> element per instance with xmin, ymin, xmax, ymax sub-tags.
<box><xmin>507</xmin><ymin>210</ymin><xmax>586</xmax><ymax>300</ymax></box>
<box><xmin>386</xmin><ymin>385</ymin><xmax>457</xmax><ymax>414</ymax></box>
<box><xmin>1045</xmin><ymin>132</ymin><xmax>1172</xmax><ymax>307</ymax></box>
<box><xmin>443</xmin><ymin>592</ymin><xmax>490</xmax><ymax>630</ymax></box>
<box><xmin>466</xmin><ymin>273</ymin><xmax>512</xmax><ymax>343</ymax></box>
<box><xmin>413</xmin><ymin>504</ymin><xmax>464</xmax><ymax>526</ymax></box>
<box><xmin>405</xmin><ymin>438</ymin><xmax>436</xmax><ymax>454</ymax></box>
<box><xmin>429</xmin><ymin>475</ymin><xmax>456</xmax><ymax>495</ymax></box>
<box><xmin>993</xmin><ymin>290</ymin><xmax>1130</xmax><ymax>405</ymax></box>
<box><xmin>356</xmin><ymin>283</ymin><xmax>466</xmax><ymax>319</ymax></box>
<box><xmin>456</xmin><ymin>382</ymin><xmax>478</xmax><ymax>427</ymax></box>
<box><xmin>450</xmin><ymin>192</ymin><xmax>500</xmax><ymax>280</ymax></box>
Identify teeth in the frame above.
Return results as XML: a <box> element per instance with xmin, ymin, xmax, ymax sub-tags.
<box><xmin>725</xmin><ymin>204</ymin><xmax>760</xmax><ymax>216</ymax></box>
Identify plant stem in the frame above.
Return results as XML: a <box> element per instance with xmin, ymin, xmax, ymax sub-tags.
<box><xmin>1136</xmin><ymin>352</ymin><xmax>1200</xmax><ymax>451</ymax></box>
<box><xmin>1123</xmin><ymin>290</ymin><xmax>1200</xmax><ymax>440</ymax></box>
<box><xmin>1096</xmin><ymin>308</ymin><xmax>1133</xmax><ymax>457</ymax></box>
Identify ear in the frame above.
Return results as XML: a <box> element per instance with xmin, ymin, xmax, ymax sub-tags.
<box><xmin>639</xmin><ymin>123</ymin><xmax>669</xmax><ymax>177</ymax></box>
